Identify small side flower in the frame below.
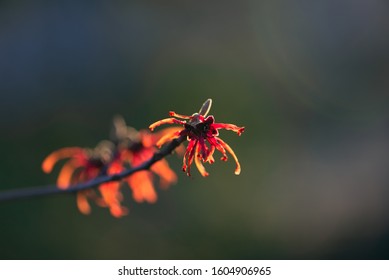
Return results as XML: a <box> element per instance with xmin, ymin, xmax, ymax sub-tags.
<box><xmin>41</xmin><ymin>116</ymin><xmax>179</xmax><ymax>218</ymax></box>
<box><xmin>41</xmin><ymin>142</ymin><xmax>128</xmax><ymax>218</ymax></box>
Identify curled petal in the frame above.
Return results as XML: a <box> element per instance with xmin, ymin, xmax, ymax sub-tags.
<box><xmin>149</xmin><ymin>118</ymin><xmax>186</xmax><ymax>131</ymax></box>
<box><xmin>207</xmin><ymin>137</ymin><xmax>228</xmax><ymax>161</ymax></box>
<box><xmin>217</xmin><ymin>137</ymin><xmax>241</xmax><ymax>175</ymax></box>
<box><xmin>42</xmin><ymin>147</ymin><xmax>85</xmax><ymax>173</ymax></box>
<box><xmin>182</xmin><ymin>139</ymin><xmax>196</xmax><ymax>173</ymax></box>
<box><xmin>182</xmin><ymin>139</ymin><xmax>197</xmax><ymax>176</ymax></box>
<box><xmin>186</xmin><ymin>141</ymin><xmax>197</xmax><ymax>176</ymax></box>
<box><xmin>206</xmin><ymin>145</ymin><xmax>216</xmax><ymax>163</ymax></box>
<box><xmin>194</xmin><ymin>144</ymin><xmax>209</xmax><ymax>177</ymax></box>
<box><xmin>57</xmin><ymin>159</ymin><xmax>81</xmax><ymax>189</ymax></box>
<box><xmin>213</xmin><ymin>123</ymin><xmax>245</xmax><ymax>136</ymax></box>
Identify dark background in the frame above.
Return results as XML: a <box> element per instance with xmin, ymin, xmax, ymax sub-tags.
<box><xmin>1</xmin><ymin>0</ymin><xmax>389</xmax><ymax>259</ymax></box>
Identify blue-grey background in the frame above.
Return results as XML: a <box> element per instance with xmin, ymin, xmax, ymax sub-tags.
<box><xmin>1</xmin><ymin>1</ymin><xmax>389</xmax><ymax>259</ymax></box>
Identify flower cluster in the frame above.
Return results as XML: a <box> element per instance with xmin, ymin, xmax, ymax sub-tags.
<box><xmin>42</xmin><ymin>99</ymin><xmax>245</xmax><ymax>217</ymax></box>
<box><xmin>150</xmin><ymin>99</ymin><xmax>245</xmax><ymax>177</ymax></box>
<box><xmin>42</xmin><ymin>116</ymin><xmax>177</xmax><ymax>217</ymax></box>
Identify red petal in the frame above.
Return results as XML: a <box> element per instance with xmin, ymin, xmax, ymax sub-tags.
<box><xmin>213</xmin><ymin>123</ymin><xmax>245</xmax><ymax>136</ymax></box>
<box><xmin>207</xmin><ymin>137</ymin><xmax>228</xmax><ymax>160</ymax></box>
<box><xmin>185</xmin><ymin>140</ymin><xmax>197</xmax><ymax>176</ymax></box>
<box><xmin>194</xmin><ymin>144</ymin><xmax>209</xmax><ymax>177</ymax></box>
<box><xmin>182</xmin><ymin>139</ymin><xmax>196</xmax><ymax>174</ymax></box>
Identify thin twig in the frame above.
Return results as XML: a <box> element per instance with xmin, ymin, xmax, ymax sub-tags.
<box><xmin>0</xmin><ymin>135</ymin><xmax>186</xmax><ymax>202</ymax></box>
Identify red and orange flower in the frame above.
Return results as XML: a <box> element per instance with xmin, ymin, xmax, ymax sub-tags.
<box><xmin>42</xmin><ymin>117</ymin><xmax>178</xmax><ymax>217</ymax></box>
<box><xmin>111</xmin><ymin>116</ymin><xmax>178</xmax><ymax>204</ymax></box>
<box><xmin>41</xmin><ymin>142</ymin><xmax>127</xmax><ymax>217</ymax></box>
<box><xmin>149</xmin><ymin>99</ymin><xmax>245</xmax><ymax>177</ymax></box>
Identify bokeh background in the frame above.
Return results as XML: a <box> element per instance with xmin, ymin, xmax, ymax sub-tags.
<box><xmin>1</xmin><ymin>0</ymin><xmax>389</xmax><ymax>259</ymax></box>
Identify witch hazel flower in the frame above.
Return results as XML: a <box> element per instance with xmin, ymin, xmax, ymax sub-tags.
<box><xmin>41</xmin><ymin>116</ymin><xmax>179</xmax><ymax>218</ymax></box>
<box><xmin>149</xmin><ymin>99</ymin><xmax>245</xmax><ymax>177</ymax></box>
<box><xmin>111</xmin><ymin>116</ymin><xmax>178</xmax><ymax>203</ymax></box>
<box><xmin>41</xmin><ymin>141</ymin><xmax>128</xmax><ymax>217</ymax></box>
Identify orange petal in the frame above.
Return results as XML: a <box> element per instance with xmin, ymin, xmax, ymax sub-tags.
<box><xmin>110</xmin><ymin>205</ymin><xmax>129</xmax><ymax>218</ymax></box>
<box><xmin>169</xmin><ymin>111</ymin><xmax>192</xmax><ymax>119</ymax></box>
<box><xmin>150</xmin><ymin>158</ymin><xmax>177</xmax><ymax>188</ymax></box>
<box><xmin>149</xmin><ymin>118</ymin><xmax>186</xmax><ymax>131</ymax></box>
<box><xmin>42</xmin><ymin>147</ymin><xmax>84</xmax><ymax>173</ymax></box>
<box><xmin>155</xmin><ymin>129</ymin><xmax>182</xmax><ymax>148</ymax></box>
<box><xmin>99</xmin><ymin>182</ymin><xmax>121</xmax><ymax>205</ymax></box>
<box><xmin>99</xmin><ymin>182</ymin><xmax>128</xmax><ymax>218</ymax></box>
<box><xmin>56</xmin><ymin>159</ymin><xmax>80</xmax><ymax>189</ymax></box>
<box><xmin>127</xmin><ymin>171</ymin><xmax>157</xmax><ymax>203</ymax></box>
<box><xmin>76</xmin><ymin>191</ymin><xmax>91</xmax><ymax>215</ymax></box>
<box><xmin>217</xmin><ymin>137</ymin><xmax>241</xmax><ymax>175</ymax></box>
<box><xmin>150</xmin><ymin>127</ymin><xmax>181</xmax><ymax>142</ymax></box>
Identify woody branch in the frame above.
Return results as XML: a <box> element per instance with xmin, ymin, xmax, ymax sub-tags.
<box><xmin>0</xmin><ymin>135</ymin><xmax>186</xmax><ymax>202</ymax></box>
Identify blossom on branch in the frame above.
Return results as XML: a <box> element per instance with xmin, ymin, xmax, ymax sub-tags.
<box><xmin>149</xmin><ymin>99</ymin><xmax>245</xmax><ymax>177</ymax></box>
<box><xmin>41</xmin><ymin>117</ymin><xmax>178</xmax><ymax>218</ymax></box>
<box><xmin>38</xmin><ymin>99</ymin><xmax>243</xmax><ymax>217</ymax></box>
<box><xmin>111</xmin><ymin>116</ymin><xmax>178</xmax><ymax>203</ymax></box>
<box><xmin>41</xmin><ymin>142</ymin><xmax>127</xmax><ymax>217</ymax></box>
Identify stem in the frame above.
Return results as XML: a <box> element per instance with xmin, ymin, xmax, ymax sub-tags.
<box><xmin>0</xmin><ymin>135</ymin><xmax>186</xmax><ymax>202</ymax></box>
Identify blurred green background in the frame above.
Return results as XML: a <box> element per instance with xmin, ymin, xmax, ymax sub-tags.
<box><xmin>1</xmin><ymin>0</ymin><xmax>389</xmax><ymax>259</ymax></box>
